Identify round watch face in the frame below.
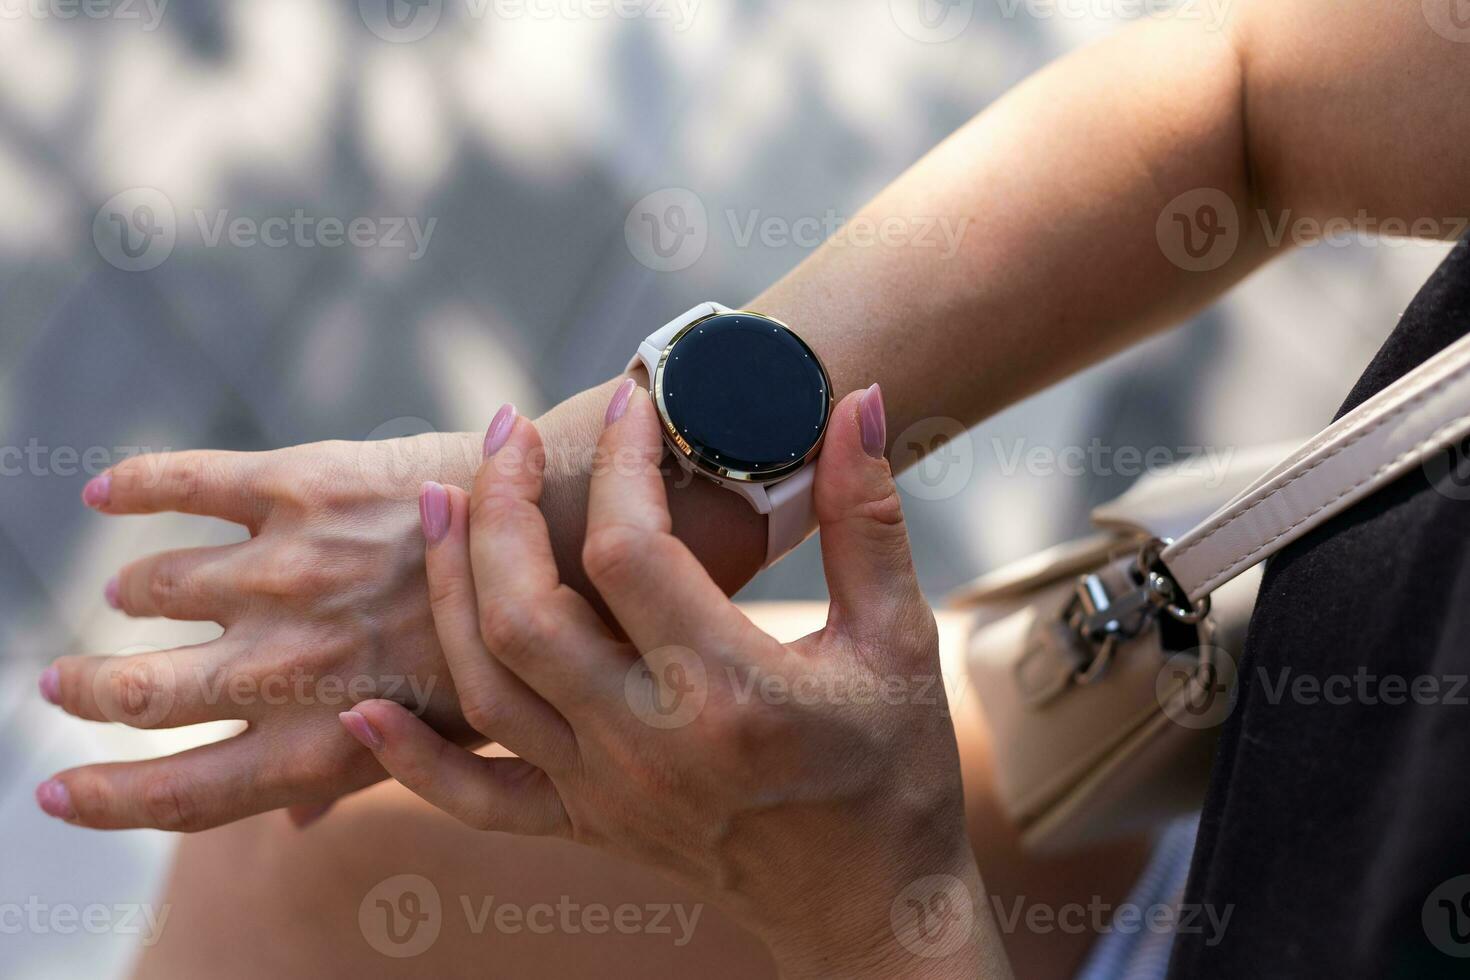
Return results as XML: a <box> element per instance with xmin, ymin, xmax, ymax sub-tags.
<box><xmin>654</xmin><ymin>312</ymin><xmax>831</xmax><ymax>482</ymax></box>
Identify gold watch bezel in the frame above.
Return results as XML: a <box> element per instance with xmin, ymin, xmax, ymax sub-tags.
<box><xmin>650</xmin><ymin>309</ymin><xmax>833</xmax><ymax>485</ymax></box>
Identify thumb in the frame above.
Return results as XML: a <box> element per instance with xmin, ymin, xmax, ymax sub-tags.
<box><xmin>814</xmin><ymin>384</ymin><xmax>925</xmax><ymax>641</ymax></box>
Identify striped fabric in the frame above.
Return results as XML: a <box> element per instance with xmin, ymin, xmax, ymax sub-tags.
<box><xmin>1074</xmin><ymin>816</ymin><xmax>1199</xmax><ymax>980</ymax></box>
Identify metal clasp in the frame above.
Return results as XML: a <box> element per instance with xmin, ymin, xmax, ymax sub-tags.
<box><xmin>1062</xmin><ymin>537</ymin><xmax>1212</xmax><ymax>684</ymax></box>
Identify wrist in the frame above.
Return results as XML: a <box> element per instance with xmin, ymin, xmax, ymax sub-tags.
<box><xmin>764</xmin><ymin>856</ymin><xmax>998</xmax><ymax>980</ymax></box>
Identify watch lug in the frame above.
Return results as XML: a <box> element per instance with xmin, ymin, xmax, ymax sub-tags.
<box><xmin>726</xmin><ymin>480</ymin><xmax>772</xmax><ymax>515</ymax></box>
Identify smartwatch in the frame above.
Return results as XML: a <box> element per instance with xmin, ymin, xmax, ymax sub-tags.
<box><xmin>628</xmin><ymin>302</ymin><xmax>833</xmax><ymax>566</ymax></box>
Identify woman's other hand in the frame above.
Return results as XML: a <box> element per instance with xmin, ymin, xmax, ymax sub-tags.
<box><xmin>340</xmin><ymin>383</ymin><xmax>1007</xmax><ymax>979</ymax></box>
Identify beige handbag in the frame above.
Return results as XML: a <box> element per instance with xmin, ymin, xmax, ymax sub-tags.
<box><xmin>955</xmin><ymin>332</ymin><xmax>1470</xmax><ymax>854</ymax></box>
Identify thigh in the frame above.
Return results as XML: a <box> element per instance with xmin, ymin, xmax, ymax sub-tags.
<box><xmin>132</xmin><ymin>605</ymin><xmax>1149</xmax><ymax>980</ymax></box>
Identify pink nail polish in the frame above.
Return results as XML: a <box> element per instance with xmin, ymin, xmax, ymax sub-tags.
<box><xmin>82</xmin><ymin>474</ymin><xmax>111</xmax><ymax>509</ymax></box>
<box><xmin>859</xmin><ymin>383</ymin><xmax>886</xmax><ymax>459</ymax></box>
<box><xmin>339</xmin><ymin>710</ymin><xmax>384</xmax><ymax>751</ymax></box>
<box><xmin>39</xmin><ymin>667</ymin><xmax>61</xmax><ymax>706</ymax></box>
<box><xmin>36</xmin><ymin>779</ymin><xmax>75</xmax><ymax>820</ymax></box>
<box><xmin>604</xmin><ymin>378</ymin><xmax>636</xmax><ymax>428</ymax></box>
<box><xmin>483</xmin><ymin>404</ymin><xmax>517</xmax><ymax>458</ymax></box>
<box><xmin>104</xmin><ymin>576</ymin><xmax>122</xmax><ymax>610</ymax></box>
<box><xmin>419</xmin><ymin>482</ymin><xmax>450</xmax><ymax>545</ymax></box>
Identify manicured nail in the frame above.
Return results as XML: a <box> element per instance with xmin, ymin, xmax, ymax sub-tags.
<box><xmin>859</xmin><ymin>383</ymin><xmax>886</xmax><ymax>459</ymax></box>
<box><xmin>36</xmin><ymin>780</ymin><xmax>75</xmax><ymax>820</ymax></box>
<box><xmin>483</xmin><ymin>404</ymin><xmax>517</xmax><ymax>458</ymax></box>
<box><xmin>82</xmin><ymin>474</ymin><xmax>111</xmax><ymax>509</ymax></box>
<box><xmin>339</xmin><ymin>710</ymin><xmax>384</xmax><ymax>751</ymax></box>
<box><xmin>104</xmin><ymin>576</ymin><xmax>122</xmax><ymax>610</ymax></box>
<box><xmin>605</xmin><ymin>378</ymin><xmax>636</xmax><ymax>428</ymax></box>
<box><xmin>39</xmin><ymin>667</ymin><xmax>61</xmax><ymax>706</ymax></box>
<box><xmin>419</xmin><ymin>482</ymin><xmax>450</xmax><ymax>545</ymax></box>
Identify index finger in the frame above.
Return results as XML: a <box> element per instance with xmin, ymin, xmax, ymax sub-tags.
<box><xmin>581</xmin><ymin>383</ymin><xmax>753</xmax><ymax>654</ymax></box>
<box><xmin>83</xmin><ymin>450</ymin><xmax>266</xmax><ymax>528</ymax></box>
<box><xmin>467</xmin><ymin>406</ymin><xmax>620</xmax><ymax>703</ymax></box>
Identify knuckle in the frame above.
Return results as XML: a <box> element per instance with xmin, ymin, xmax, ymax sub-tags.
<box><xmin>167</xmin><ymin>455</ymin><xmax>208</xmax><ymax>508</ymax></box>
<box><xmin>107</xmin><ymin>660</ymin><xmax>159</xmax><ymax>724</ymax></box>
<box><xmin>478</xmin><ymin>600</ymin><xmax>544</xmax><ymax>662</ymax></box>
<box><xmin>460</xmin><ymin>700</ymin><xmax>500</xmax><ymax>741</ymax></box>
<box><xmin>140</xmin><ymin>772</ymin><xmax>204</xmax><ymax>832</ymax></box>
<box><xmin>256</xmin><ymin>547</ymin><xmax>333</xmax><ymax>597</ymax></box>
<box><xmin>854</xmin><ymin>486</ymin><xmax>906</xmax><ymax>530</ymax></box>
<box><xmin>469</xmin><ymin>492</ymin><xmax>529</xmax><ymax>537</ymax></box>
<box><xmin>459</xmin><ymin>686</ymin><xmax>506</xmax><ymax>739</ymax></box>
<box><xmin>146</xmin><ymin>559</ymin><xmax>190</xmax><ymax>612</ymax></box>
<box><xmin>64</xmin><ymin>772</ymin><xmax>108</xmax><ymax>824</ymax></box>
<box><xmin>425</xmin><ymin>562</ymin><xmax>471</xmax><ymax>613</ymax></box>
<box><xmin>581</xmin><ymin>523</ymin><xmax>650</xmax><ymax>586</ymax></box>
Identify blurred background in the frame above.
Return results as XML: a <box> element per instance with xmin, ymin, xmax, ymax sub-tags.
<box><xmin>0</xmin><ymin>1</ymin><xmax>1452</xmax><ymax>975</ymax></box>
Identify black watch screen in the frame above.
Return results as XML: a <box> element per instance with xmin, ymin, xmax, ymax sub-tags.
<box><xmin>656</xmin><ymin>313</ymin><xmax>831</xmax><ymax>480</ymax></box>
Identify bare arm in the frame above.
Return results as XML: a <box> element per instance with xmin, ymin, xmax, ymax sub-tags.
<box><xmin>555</xmin><ymin>1</ymin><xmax>1470</xmax><ymax>592</ymax></box>
<box><xmin>44</xmin><ymin>1</ymin><xmax>1470</xmax><ymax>833</ymax></box>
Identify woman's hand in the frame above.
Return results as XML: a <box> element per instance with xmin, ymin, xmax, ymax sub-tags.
<box><xmin>36</xmin><ymin>432</ymin><xmax>490</xmax><ymax>830</ymax></box>
<box><xmin>338</xmin><ymin>382</ymin><xmax>1006</xmax><ymax>979</ymax></box>
<box><xmin>36</xmin><ymin>380</ymin><xmax>769</xmax><ymax>832</ymax></box>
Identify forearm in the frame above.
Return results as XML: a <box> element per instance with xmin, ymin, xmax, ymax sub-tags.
<box><xmin>524</xmin><ymin>18</ymin><xmax>1267</xmax><ymax>590</ymax></box>
<box><xmin>474</xmin><ymin>4</ymin><xmax>1470</xmax><ymax>594</ymax></box>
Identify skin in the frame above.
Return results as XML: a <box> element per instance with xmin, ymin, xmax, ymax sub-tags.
<box><xmin>38</xmin><ymin>1</ymin><xmax>1470</xmax><ymax>831</ymax></box>
<box><xmin>129</xmin><ymin>605</ymin><xmax>1146</xmax><ymax>980</ymax></box>
<box><xmin>31</xmin><ymin>0</ymin><xmax>1470</xmax><ymax>971</ymax></box>
<box><xmin>334</xmin><ymin>384</ymin><xmax>1009</xmax><ymax>978</ymax></box>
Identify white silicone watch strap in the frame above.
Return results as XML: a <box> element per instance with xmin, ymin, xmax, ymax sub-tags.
<box><xmin>630</xmin><ymin>302</ymin><xmax>817</xmax><ymax>568</ymax></box>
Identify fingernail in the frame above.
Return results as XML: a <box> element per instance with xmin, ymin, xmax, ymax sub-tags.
<box><xmin>82</xmin><ymin>474</ymin><xmax>111</xmax><ymax>509</ymax></box>
<box><xmin>419</xmin><ymin>482</ymin><xmax>450</xmax><ymax>545</ymax></box>
<box><xmin>483</xmin><ymin>403</ymin><xmax>517</xmax><ymax>458</ymax></box>
<box><xmin>859</xmin><ymin>383</ymin><xmax>886</xmax><ymax>459</ymax></box>
<box><xmin>604</xmin><ymin>378</ymin><xmax>636</xmax><ymax>428</ymax></box>
<box><xmin>104</xmin><ymin>576</ymin><xmax>121</xmax><ymax>610</ymax></box>
<box><xmin>39</xmin><ymin>667</ymin><xmax>61</xmax><ymax>706</ymax></box>
<box><xmin>339</xmin><ymin>710</ymin><xmax>384</xmax><ymax>751</ymax></box>
<box><xmin>36</xmin><ymin>779</ymin><xmax>75</xmax><ymax>820</ymax></box>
